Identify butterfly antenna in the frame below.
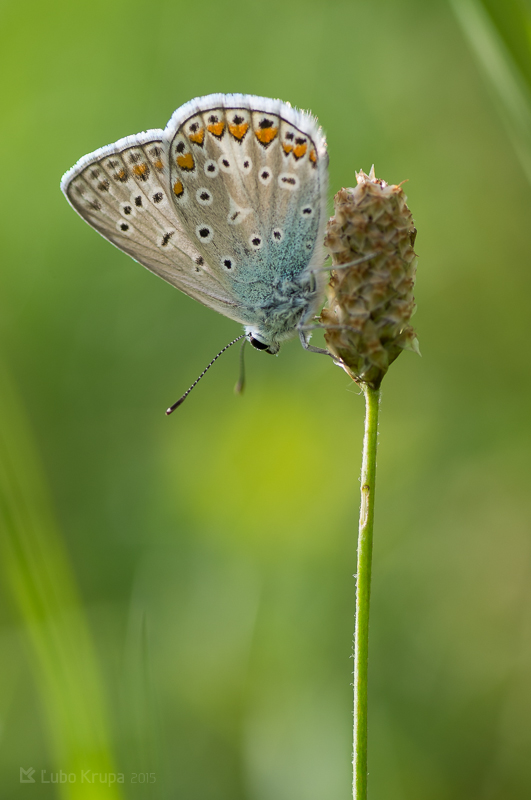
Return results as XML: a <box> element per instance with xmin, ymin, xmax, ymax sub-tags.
<box><xmin>166</xmin><ymin>333</ymin><xmax>246</xmax><ymax>415</ymax></box>
<box><xmin>234</xmin><ymin>338</ymin><xmax>247</xmax><ymax>395</ymax></box>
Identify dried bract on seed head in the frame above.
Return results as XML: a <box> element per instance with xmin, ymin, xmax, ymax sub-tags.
<box><xmin>320</xmin><ymin>167</ymin><xmax>419</xmax><ymax>388</ymax></box>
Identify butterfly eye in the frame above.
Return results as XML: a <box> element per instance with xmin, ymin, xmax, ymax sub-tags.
<box><xmin>248</xmin><ymin>336</ymin><xmax>270</xmax><ymax>351</ymax></box>
<box><xmin>248</xmin><ymin>335</ymin><xmax>279</xmax><ymax>355</ymax></box>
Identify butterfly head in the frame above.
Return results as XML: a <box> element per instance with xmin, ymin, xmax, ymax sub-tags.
<box><xmin>245</xmin><ymin>327</ymin><xmax>280</xmax><ymax>355</ymax></box>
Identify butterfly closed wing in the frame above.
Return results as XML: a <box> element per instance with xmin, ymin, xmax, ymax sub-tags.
<box><xmin>61</xmin><ymin>93</ymin><xmax>328</xmax><ymax>354</ymax></box>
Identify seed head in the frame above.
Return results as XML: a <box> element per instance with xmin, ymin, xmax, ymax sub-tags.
<box><xmin>320</xmin><ymin>167</ymin><xmax>419</xmax><ymax>388</ymax></box>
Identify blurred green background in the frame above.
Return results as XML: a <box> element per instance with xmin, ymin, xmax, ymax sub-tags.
<box><xmin>2</xmin><ymin>0</ymin><xmax>531</xmax><ymax>797</ymax></box>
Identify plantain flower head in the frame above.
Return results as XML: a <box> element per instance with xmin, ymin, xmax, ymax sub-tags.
<box><xmin>320</xmin><ymin>167</ymin><xmax>419</xmax><ymax>388</ymax></box>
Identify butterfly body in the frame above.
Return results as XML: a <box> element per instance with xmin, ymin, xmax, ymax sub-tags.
<box><xmin>61</xmin><ymin>94</ymin><xmax>328</xmax><ymax>354</ymax></box>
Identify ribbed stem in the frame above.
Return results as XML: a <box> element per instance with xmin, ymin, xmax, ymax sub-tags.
<box><xmin>353</xmin><ymin>384</ymin><xmax>380</xmax><ymax>800</ymax></box>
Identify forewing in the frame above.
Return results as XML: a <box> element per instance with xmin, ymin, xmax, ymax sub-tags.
<box><xmin>60</xmin><ymin>131</ymin><xmax>241</xmax><ymax>318</ymax></box>
<box><xmin>162</xmin><ymin>94</ymin><xmax>328</xmax><ymax>319</ymax></box>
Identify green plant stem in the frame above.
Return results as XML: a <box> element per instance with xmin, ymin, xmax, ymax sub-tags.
<box><xmin>353</xmin><ymin>383</ymin><xmax>380</xmax><ymax>800</ymax></box>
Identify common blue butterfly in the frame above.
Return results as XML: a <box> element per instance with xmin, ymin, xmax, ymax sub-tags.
<box><xmin>61</xmin><ymin>94</ymin><xmax>329</xmax><ymax>393</ymax></box>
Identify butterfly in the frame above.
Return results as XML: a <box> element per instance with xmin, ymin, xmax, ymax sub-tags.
<box><xmin>61</xmin><ymin>94</ymin><xmax>329</xmax><ymax>402</ymax></box>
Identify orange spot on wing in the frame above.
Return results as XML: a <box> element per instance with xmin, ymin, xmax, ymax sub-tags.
<box><xmin>255</xmin><ymin>126</ymin><xmax>278</xmax><ymax>144</ymax></box>
<box><xmin>207</xmin><ymin>121</ymin><xmax>225</xmax><ymax>137</ymax></box>
<box><xmin>113</xmin><ymin>169</ymin><xmax>128</xmax><ymax>181</ymax></box>
<box><xmin>173</xmin><ymin>181</ymin><xmax>184</xmax><ymax>197</ymax></box>
<box><xmin>309</xmin><ymin>148</ymin><xmax>317</xmax><ymax>164</ymax></box>
<box><xmin>188</xmin><ymin>129</ymin><xmax>205</xmax><ymax>145</ymax></box>
<box><xmin>229</xmin><ymin>122</ymin><xmax>249</xmax><ymax>140</ymax></box>
<box><xmin>293</xmin><ymin>143</ymin><xmax>307</xmax><ymax>159</ymax></box>
<box><xmin>154</xmin><ymin>159</ymin><xmax>164</xmax><ymax>170</ymax></box>
<box><xmin>133</xmin><ymin>163</ymin><xmax>148</xmax><ymax>176</ymax></box>
<box><xmin>177</xmin><ymin>153</ymin><xmax>195</xmax><ymax>171</ymax></box>
<box><xmin>282</xmin><ymin>143</ymin><xmax>293</xmax><ymax>155</ymax></box>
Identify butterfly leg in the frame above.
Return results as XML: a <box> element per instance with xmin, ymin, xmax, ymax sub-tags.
<box><xmin>298</xmin><ymin>328</ymin><xmax>332</xmax><ymax>356</ymax></box>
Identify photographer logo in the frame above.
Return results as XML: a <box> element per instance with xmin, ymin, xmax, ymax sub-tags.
<box><xmin>20</xmin><ymin>767</ymin><xmax>36</xmax><ymax>783</ymax></box>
